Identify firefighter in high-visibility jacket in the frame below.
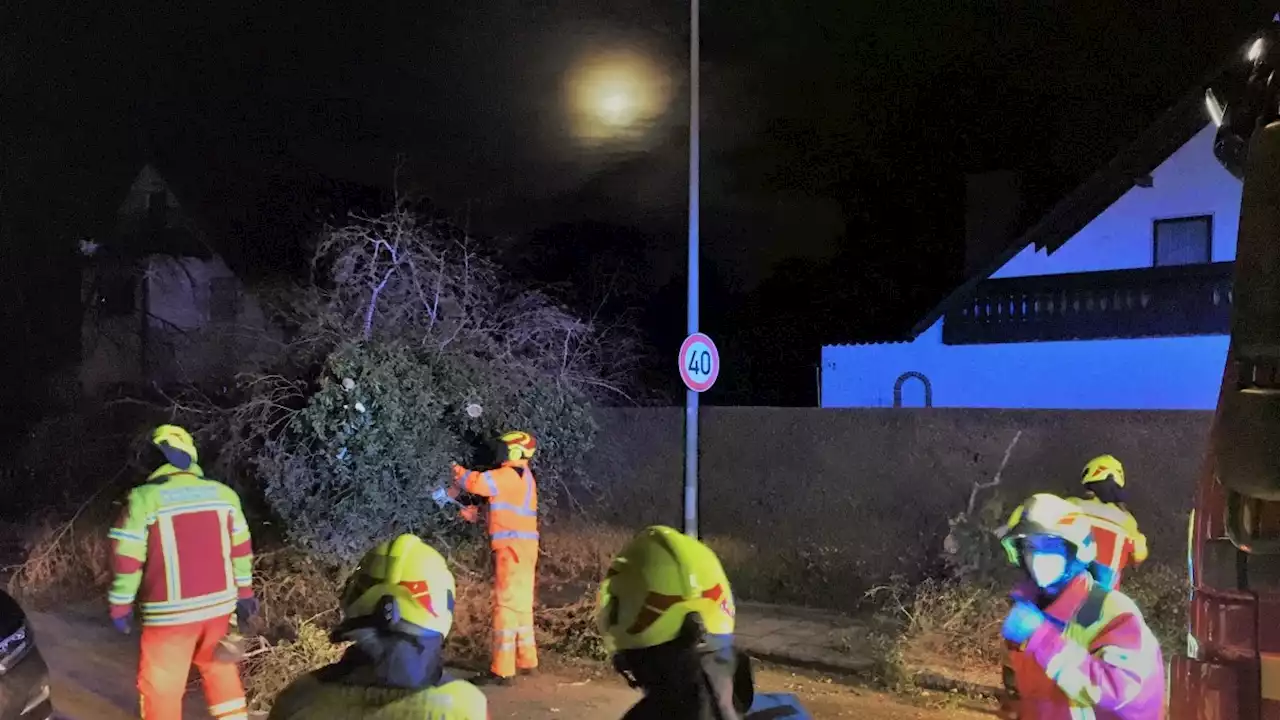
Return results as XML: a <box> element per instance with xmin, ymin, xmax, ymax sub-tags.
<box><xmin>1068</xmin><ymin>455</ymin><xmax>1149</xmax><ymax>591</ymax></box>
<box><xmin>596</xmin><ymin>525</ymin><xmax>813</xmax><ymax>719</ymax></box>
<box><xmin>108</xmin><ymin>425</ymin><xmax>257</xmax><ymax>720</ymax></box>
<box><xmin>450</xmin><ymin>430</ymin><xmax>540</xmax><ymax>685</ymax></box>
<box><xmin>999</xmin><ymin>456</ymin><xmax>1153</xmax><ymax>715</ymax></box>
<box><xmin>267</xmin><ymin>533</ymin><xmax>487</xmax><ymax>719</ymax></box>
<box><xmin>996</xmin><ymin>494</ymin><xmax>1165</xmax><ymax>720</ymax></box>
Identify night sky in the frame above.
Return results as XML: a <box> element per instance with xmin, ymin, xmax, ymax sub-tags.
<box><xmin>0</xmin><ymin>1</ymin><xmax>1272</xmax><ymax>408</ymax></box>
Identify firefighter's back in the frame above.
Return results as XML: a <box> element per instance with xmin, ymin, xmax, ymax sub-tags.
<box><xmin>1068</xmin><ymin>496</ymin><xmax>1147</xmax><ymax>587</ymax></box>
<box><xmin>123</xmin><ymin>469</ymin><xmax>253</xmax><ymax>626</ymax></box>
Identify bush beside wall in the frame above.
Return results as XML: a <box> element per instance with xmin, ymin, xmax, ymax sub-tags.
<box><xmin>588</xmin><ymin>407</ymin><xmax>1208</xmax><ymax>612</ymax></box>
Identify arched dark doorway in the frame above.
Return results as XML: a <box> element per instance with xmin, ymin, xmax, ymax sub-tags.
<box><xmin>893</xmin><ymin>371</ymin><xmax>933</xmax><ymax>408</ymax></box>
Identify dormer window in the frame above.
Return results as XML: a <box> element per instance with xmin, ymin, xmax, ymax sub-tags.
<box><xmin>1153</xmin><ymin>215</ymin><xmax>1212</xmax><ymax>266</ymax></box>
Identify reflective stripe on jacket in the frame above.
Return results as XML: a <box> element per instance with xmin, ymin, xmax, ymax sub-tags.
<box><xmin>1005</xmin><ymin>574</ymin><xmax>1165</xmax><ymax>720</ymax></box>
<box><xmin>1068</xmin><ymin>497</ymin><xmax>1148</xmax><ymax>586</ymax></box>
<box><xmin>453</xmin><ymin>461</ymin><xmax>538</xmax><ymax>547</ymax></box>
<box><xmin>108</xmin><ymin>463</ymin><xmax>254</xmax><ymax>626</ymax></box>
<box><xmin>268</xmin><ymin>674</ymin><xmax>487</xmax><ymax>720</ymax></box>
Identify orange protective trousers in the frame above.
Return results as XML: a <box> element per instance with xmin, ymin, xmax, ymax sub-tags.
<box><xmin>137</xmin><ymin>614</ymin><xmax>248</xmax><ymax>720</ymax></box>
<box><xmin>491</xmin><ymin>541</ymin><xmax>539</xmax><ymax>678</ymax></box>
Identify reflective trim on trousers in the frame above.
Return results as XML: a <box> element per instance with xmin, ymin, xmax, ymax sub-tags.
<box><xmin>491</xmin><ymin>530</ymin><xmax>539</xmax><ymax>541</ymax></box>
<box><xmin>210</xmin><ymin>696</ymin><xmax>248</xmax><ymax>720</ymax></box>
<box><xmin>517</xmin><ymin>627</ymin><xmax>536</xmax><ymax>645</ymax></box>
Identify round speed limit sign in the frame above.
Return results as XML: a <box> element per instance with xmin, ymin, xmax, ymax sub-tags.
<box><xmin>679</xmin><ymin>332</ymin><xmax>720</xmax><ymax>393</ymax></box>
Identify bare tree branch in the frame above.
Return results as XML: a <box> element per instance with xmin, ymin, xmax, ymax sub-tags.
<box><xmin>966</xmin><ymin>430</ymin><xmax>1023</xmax><ymax>517</ymax></box>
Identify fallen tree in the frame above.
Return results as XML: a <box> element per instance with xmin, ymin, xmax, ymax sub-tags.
<box><xmin>176</xmin><ymin>199</ymin><xmax>644</xmax><ymax>560</ymax></box>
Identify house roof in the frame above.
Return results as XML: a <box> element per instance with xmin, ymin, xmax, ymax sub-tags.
<box><xmin>902</xmin><ymin>57</ymin><xmax>1237</xmax><ymax>339</ymax></box>
<box><xmin>97</xmin><ymin>152</ymin><xmax>387</xmax><ymax>277</ymax></box>
<box><xmin>100</xmin><ymin>161</ymin><xmax>222</xmax><ymax>261</ymax></box>
<box><xmin>823</xmin><ymin>340</ymin><xmax>913</xmax><ymax>349</ymax></box>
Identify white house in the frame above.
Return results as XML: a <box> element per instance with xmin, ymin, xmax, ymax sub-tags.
<box><xmin>821</xmin><ymin>85</ymin><xmax>1240</xmax><ymax>410</ymax></box>
<box><xmin>80</xmin><ymin>164</ymin><xmax>277</xmax><ymax>394</ymax></box>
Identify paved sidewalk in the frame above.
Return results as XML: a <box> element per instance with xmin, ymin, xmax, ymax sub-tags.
<box><xmin>734</xmin><ymin>601</ymin><xmax>1004</xmax><ymax>697</ymax></box>
<box><xmin>733</xmin><ymin>601</ymin><xmax>875</xmax><ymax>674</ymax></box>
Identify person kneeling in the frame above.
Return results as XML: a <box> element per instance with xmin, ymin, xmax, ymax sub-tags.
<box><xmin>596</xmin><ymin>525</ymin><xmax>813</xmax><ymax>719</ymax></box>
<box><xmin>268</xmin><ymin>534</ymin><xmax>487</xmax><ymax>719</ymax></box>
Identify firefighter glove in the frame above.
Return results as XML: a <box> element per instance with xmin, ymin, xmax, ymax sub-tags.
<box><xmin>1001</xmin><ymin>600</ymin><xmax>1045</xmax><ymax>645</ymax></box>
<box><xmin>431</xmin><ymin>486</ymin><xmax>453</xmax><ymax>508</ymax></box>
<box><xmin>236</xmin><ymin>597</ymin><xmax>260</xmax><ymax>628</ymax></box>
<box><xmin>111</xmin><ymin>609</ymin><xmax>133</xmax><ymax>635</ymax></box>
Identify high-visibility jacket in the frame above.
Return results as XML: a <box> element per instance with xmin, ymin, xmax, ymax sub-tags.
<box><xmin>268</xmin><ymin>673</ymin><xmax>487</xmax><ymax>720</ymax></box>
<box><xmin>109</xmin><ymin>463</ymin><xmax>254</xmax><ymax>626</ymax></box>
<box><xmin>452</xmin><ymin>460</ymin><xmax>538</xmax><ymax>547</ymax></box>
<box><xmin>1068</xmin><ymin>497</ymin><xmax>1148</xmax><ymax>587</ymax></box>
<box><xmin>1003</xmin><ymin>573</ymin><xmax>1165</xmax><ymax>720</ymax></box>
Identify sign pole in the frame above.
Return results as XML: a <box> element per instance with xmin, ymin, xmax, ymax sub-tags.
<box><xmin>684</xmin><ymin>0</ymin><xmax>701</xmax><ymax>539</ymax></box>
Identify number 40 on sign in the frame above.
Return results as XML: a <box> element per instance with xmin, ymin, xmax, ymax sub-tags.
<box><xmin>679</xmin><ymin>332</ymin><xmax>720</xmax><ymax>393</ymax></box>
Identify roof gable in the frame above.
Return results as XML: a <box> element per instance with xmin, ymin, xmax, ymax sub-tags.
<box><xmin>108</xmin><ymin>163</ymin><xmax>218</xmax><ymax>260</ymax></box>
<box><xmin>904</xmin><ymin>58</ymin><xmax>1235</xmax><ymax>339</ymax></box>
<box><xmin>116</xmin><ymin>164</ymin><xmax>168</xmax><ymax>216</ymax></box>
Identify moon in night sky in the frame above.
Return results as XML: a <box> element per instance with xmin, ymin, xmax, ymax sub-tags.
<box><xmin>563</xmin><ymin>47</ymin><xmax>673</xmax><ymax>144</ymax></box>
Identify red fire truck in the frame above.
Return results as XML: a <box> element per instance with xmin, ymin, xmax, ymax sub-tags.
<box><xmin>1170</xmin><ymin>24</ymin><xmax>1280</xmax><ymax>720</ymax></box>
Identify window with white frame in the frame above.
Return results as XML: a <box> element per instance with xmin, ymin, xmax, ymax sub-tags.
<box><xmin>1153</xmin><ymin>215</ymin><xmax>1212</xmax><ymax>267</ymax></box>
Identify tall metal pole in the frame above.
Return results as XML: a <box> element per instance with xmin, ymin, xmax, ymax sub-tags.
<box><xmin>683</xmin><ymin>0</ymin><xmax>701</xmax><ymax>538</ymax></box>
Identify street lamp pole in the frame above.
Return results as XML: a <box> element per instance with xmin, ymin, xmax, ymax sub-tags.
<box><xmin>683</xmin><ymin>0</ymin><xmax>701</xmax><ymax>539</ymax></box>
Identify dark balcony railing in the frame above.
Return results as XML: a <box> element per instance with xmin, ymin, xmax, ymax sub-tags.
<box><xmin>942</xmin><ymin>262</ymin><xmax>1235</xmax><ymax>345</ymax></box>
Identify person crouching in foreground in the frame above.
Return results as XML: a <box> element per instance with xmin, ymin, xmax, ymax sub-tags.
<box><xmin>997</xmin><ymin>493</ymin><xmax>1165</xmax><ymax>720</ymax></box>
<box><xmin>596</xmin><ymin>525</ymin><xmax>813</xmax><ymax>719</ymax></box>
<box><xmin>268</xmin><ymin>534</ymin><xmax>487</xmax><ymax>719</ymax></box>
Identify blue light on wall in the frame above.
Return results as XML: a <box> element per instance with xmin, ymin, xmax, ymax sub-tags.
<box><xmin>821</xmin><ymin>321</ymin><xmax>1229</xmax><ymax>410</ymax></box>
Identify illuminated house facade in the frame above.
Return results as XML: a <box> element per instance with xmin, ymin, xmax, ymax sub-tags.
<box><xmin>821</xmin><ymin>90</ymin><xmax>1240</xmax><ymax>410</ymax></box>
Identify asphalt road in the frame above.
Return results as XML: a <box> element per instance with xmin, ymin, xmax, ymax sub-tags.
<box><xmin>31</xmin><ymin>610</ymin><xmax>996</xmax><ymax>719</ymax></box>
